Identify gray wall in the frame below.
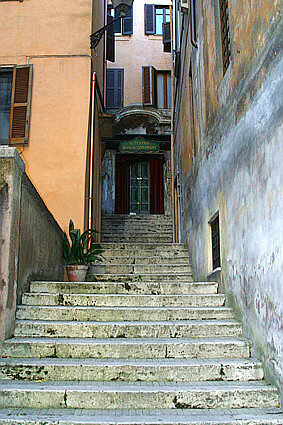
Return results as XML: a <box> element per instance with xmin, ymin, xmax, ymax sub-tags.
<box><xmin>174</xmin><ymin>21</ymin><xmax>283</xmax><ymax>400</ymax></box>
<box><xmin>0</xmin><ymin>148</ymin><xmax>64</xmax><ymax>340</ymax></box>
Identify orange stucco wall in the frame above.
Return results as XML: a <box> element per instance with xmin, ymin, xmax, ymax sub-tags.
<box><xmin>0</xmin><ymin>0</ymin><xmax>105</xmax><ymax>232</ymax></box>
<box><xmin>107</xmin><ymin>0</ymin><xmax>172</xmax><ymax>106</ymax></box>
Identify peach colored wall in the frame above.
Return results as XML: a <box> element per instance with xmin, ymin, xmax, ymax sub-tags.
<box><xmin>107</xmin><ymin>0</ymin><xmax>172</xmax><ymax>106</ymax></box>
<box><xmin>0</xmin><ymin>0</ymin><xmax>105</xmax><ymax>232</ymax></box>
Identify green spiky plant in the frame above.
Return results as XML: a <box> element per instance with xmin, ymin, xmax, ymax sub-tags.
<box><xmin>63</xmin><ymin>220</ymin><xmax>104</xmax><ymax>266</ymax></box>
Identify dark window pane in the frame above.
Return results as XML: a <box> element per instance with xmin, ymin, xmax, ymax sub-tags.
<box><xmin>0</xmin><ymin>69</ymin><xmax>13</xmax><ymax>145</ymax></box>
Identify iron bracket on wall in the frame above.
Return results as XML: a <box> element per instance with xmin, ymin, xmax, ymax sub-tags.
<box><xmin>90</xmin><ymin>15</ymin><xmax>123</xmax><ymax>49</ymax></box>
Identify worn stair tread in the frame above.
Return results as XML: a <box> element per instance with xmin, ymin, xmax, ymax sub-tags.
<box><xmin>0</xmin><ymin>379</ymin><xmax>277</xmax><ymax>390</ymax></box>
<box><xmin>15</xmin><ymin>319</ymin><xmax>240</xmax><ymax>326</ymax></box>
<box><xmin>29</xmin><ymin>281</ymin><xmax>217</xmax><ymax>294</ymax></box>
<box><xmin>0</xmin><ymin>408</ymin><xmax>282</xmax><ymax>425</ymax></box>
<box><xmin>0</xmin><ymin>357</ymin><xmax>261</xmax><ymax>367</ymax></box>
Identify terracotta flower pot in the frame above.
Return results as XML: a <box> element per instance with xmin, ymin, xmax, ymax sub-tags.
<box><xmin>66</xmin><ymin>265</ymin><xmax>88</xmax><ymax>282</ymax></box>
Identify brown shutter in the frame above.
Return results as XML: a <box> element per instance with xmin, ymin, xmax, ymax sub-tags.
<box><xmin>107</xmin><ymin>14</ymin><xmax>115</xmax><ymax>62</ymax></box>
<box><xmin>142</xmin><ymin>66</ymin><xmax>157</xmax><ymax>107</ymax></box>
<box><xmin>163</xmin><ymin>22</ymin><xmax>171</xmax><ymax>52</ymax></box>
<box><xmin>9</xmin><ymin>65</ymin><xmax>32</xmax><ymax>145</ymax></box>
<box><xmin>144</xmin><ymin>4</ymin><xmax>156</xmax><ymax>34</ymax></box>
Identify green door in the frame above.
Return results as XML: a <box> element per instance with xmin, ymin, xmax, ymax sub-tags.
<box><xmin>130</xmin><ymin>162</ymin><xmax>150</xmax><ymax>214</ymax></box>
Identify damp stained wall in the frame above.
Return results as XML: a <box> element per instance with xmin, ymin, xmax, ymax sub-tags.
<box><xmin>174</xmin><ymin>0</ymin><xmax>283</xmax><ymax>400</ymax></box>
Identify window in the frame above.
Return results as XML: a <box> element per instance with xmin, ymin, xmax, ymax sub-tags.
<box><xmin>108</xmin><ymin>6</ymin><xmax>133</xmax><ymax>35</ymax></box>
<box><xmin>106</xmin><ymin>69</ymin><xmax>124</xmax><ymax>110</ymax></box>
<box><xmin>210</xmin><ymin>214</ymin><xmax>221</xmax><ymax>270</ymax></box>
<box><xmin>142</xmin><ymin>66</ymin><xmax>171</xmax><ymax>109</ymax></box>
<box><xmin>0</xmin><ymin>65</ymin><xmax>32</xmax><ymax>145</ymax></box>
<box><xmin>144</xmin><ymin>5</ymin><xmax>170</xmax><ymax>35</ymax></box>
<box><xmin>219</xmin><ymin>0</ymin><xmax>231</xmax><ymax>75</ymax></box>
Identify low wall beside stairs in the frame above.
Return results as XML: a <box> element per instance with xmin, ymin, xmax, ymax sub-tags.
<box><xmin>0</xmin><ymin>148</ymin><xmax>64</xmax><ymax>341</ymax></box>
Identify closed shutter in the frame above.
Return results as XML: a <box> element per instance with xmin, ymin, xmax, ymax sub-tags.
<box><xmin>107</xmin><ymin>14</ymin><xmax>115</xmax><ymax>62</ymax></box>
<box><xmin>163</xmin><ymin>22</ymin><xmax>171</xmax><ymax>52</ymax></box>
<box><xmin>144</xmin><ymin>4</ymin><xmax>155</xmax><ymax>34</ymax></box>
<box><xmin>106</xmin><ymin>69</ymin><xmax>124</xmax><ymax>109</ymax></box>
<box><xmin>9</xmin><ymin>65</ymin><xmax>32</xmax><ymax>145</ymax></box>
<box><xmin>142</xmin><ymin>66</ymin><xmax>157</xmax><ymax>107</ymax></box>
<box><xmin>123</xmin><ymin>9</ymin><xmax>133</xmax><ymax>35</ymax></box>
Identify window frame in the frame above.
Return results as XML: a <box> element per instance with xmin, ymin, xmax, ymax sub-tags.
<box><xmin>209</xmin><ymin>213</ymin><xmax>221</xmax><ymax>271</ymax></box>
<box><xmin>108</xmin><ymin>6</ymin><xmax>133</xmax><ymax>35</ymax></box>
<box><xmin>144</xmin><ymin>4</ymin><xmax>170</xmax><ymax>36</ymax></box>
<box><xmin>106</xmin><ymin>68</ymin><xmax>124</xmax><ymax>110</ymax></box>
<box><xmin>0</xmin><ymin>64</ymin><xmax>33</xmax><ymax>146</ymax></box>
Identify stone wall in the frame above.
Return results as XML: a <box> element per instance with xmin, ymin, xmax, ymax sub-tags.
<box><xmin>0</xmin><ymin>148</ymin><xmax>64</xmax><ymax>340</ymax></box>
<box><xmin>174</xmin><ymin>7</ymin><xmax>282</xmax><ymax>402</ymax></box>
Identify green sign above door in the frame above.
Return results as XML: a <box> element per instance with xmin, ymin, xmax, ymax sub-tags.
<box><xmin>120</xmin><ymin>137</ymin><xmax>160</xmax><ymax>153</ymax></box>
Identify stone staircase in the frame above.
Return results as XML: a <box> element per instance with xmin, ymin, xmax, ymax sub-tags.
<box><xmin>101</xmin><ymin>214</ymin><xmax>173</xmax><ymax>242</ymax></box>
<box><xmin>0</xmin><ymin>218</ymin><xmax>282</xmax><ymax>424</ymax></box>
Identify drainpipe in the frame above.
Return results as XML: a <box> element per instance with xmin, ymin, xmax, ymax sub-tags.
<box><xmin>170</xmin><ymin>3</ymin><xmax>176</xmax><ymax>243</ymax></box>
<box><xmin>88</xmin><ymin>72</ymin><xmax>96</xmax><ymax>233</ymax></box>
<box><xmin>104</xmin><ymin>0</ymin><xmax>108</xmax><ymax>108</ymax></box>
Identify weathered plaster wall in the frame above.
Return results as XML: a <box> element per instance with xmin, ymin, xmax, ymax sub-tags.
<box><xmin>102</xmin><ymin>150</ymin><xmax>116</xmax><ymax>214</ymax></box>
<box><xmin>0</xmin><ymin>148</ymin><xmax>64</xmax><ymax>340</ymax></box>
<box><xmin>174</xmin><ymin>3</ymin><xmax>283</xmax><ymax>401</ymax></box>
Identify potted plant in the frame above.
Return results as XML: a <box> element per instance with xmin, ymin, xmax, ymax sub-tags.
<box><xmin>63</xmin><ymin>219</ymin><xmax>104</xmax><ymax>282</ymax></box>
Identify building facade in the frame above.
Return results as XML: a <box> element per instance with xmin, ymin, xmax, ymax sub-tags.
<box><xmin>101</xmin><ymin>0</ymin><xmax>173</xmax><ymax>217</ymax></box>
<box><xmin>172</xmin><ymin>0</ymin><xmax>282</xmax><ymax>400</ymax></box>
<box><xmin>0</xmin><ymin>0</ymin><xmax>106</xmax><ymax>233</ymax></box>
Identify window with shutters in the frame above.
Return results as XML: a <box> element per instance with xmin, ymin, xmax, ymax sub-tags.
<box><xmin>142</xmin><ymin>66</ymin><xmax>171</xmax><ymax>109</ymax></box>
<box><xmin>106</xmin><ymin>69</ymin><xmax>124</xmax><ymax>110</ymax></box>
<box><xmin>144</xmin><ymin>5</ymin><xmax>170</xmax><ymax>36</ymax></box>
<box><xmin>210</xmin><ymin>214</ymin><xmax>221</xmax><ymax>270</ymax></box>
<box><xmin>108</xmin><ymin>6</ymin><xmax>133</xmax><ymax>35</ymax></box>
<box><xmin>0</xmin><ymin>65</ymin><xmax>32</xmax><ymax>145</ymax></box>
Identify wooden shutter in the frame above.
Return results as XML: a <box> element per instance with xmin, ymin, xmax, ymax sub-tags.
<box><xmin>107</xmin><ymin>14</ymin><xmax>115</xmax><ymax>62</ymax></box>
<box><xmin>144</xmin><ymin>4</ymin><xmax>156</xmax><ymax>34</ymax></box>
<box><xmin>123</xmin><ymin>9</ymin><xmax>133</xmax><ymax>35</ymax></box>
<box><xmin>106</xmin><ymin>69</ymin><xmax>124</xmax><ymax>109</ymax></box>
<box><xmin>9</xmin><ymin>65</ymin><xmax>32</xmax><ymax>145</ymax></box>
<box><xmin>163</xmin><ymin>22</ymin><xmax>171</xmax><ymax>52</ymax></box>
<box><xmin>142</xmin><ymin>66</ymin><xmax>157</xmax><ymax>107</ymax></box>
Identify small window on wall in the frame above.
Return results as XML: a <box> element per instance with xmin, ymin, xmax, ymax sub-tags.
<box><xmin>142</xmin><ymin>66</ymin><xmax>171</xmax><ymax>109</ymax></box>
<box><xmin>144</xmin><ymin>5</ymin><xmax>170</xmax><ymax>35</ymax></box>
<box><xmin>210</xmin><ymin>214</ymin><xmax>221</xmax><ymax>270</ymax></box>
<box><xmin>0</xmin><ymin>65</ymin><xmax>32</xmax><ymax>145</ymax></box>
<box><xmin>218</xmin><ymin>0</ymin><xmax>231</xmax><ymax>75</ymax></box>
<box><xmin>106</xmin><ymin>69</ymin><xmax>124</xmax><ymax>110</ymax></box>
<box><xmin>108</xmin><ymin>6</ymin><xmax>133</xmax><ymax>35</ymax></box>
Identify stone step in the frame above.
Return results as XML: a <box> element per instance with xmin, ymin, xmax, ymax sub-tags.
<box><xmin>88</xmin><ymin>273</ymin><xmax>194</xmax><ymax>282</ymax></box>
<box><xmin>16</xmin><ymin>306</ymin><xmax>233</xmax><ymax>322</ymax></box>
<box><xmin>29</xmin><ymin>281</ymin><xmax>216</xmax><ymax>295</ymax></box>
<box><xmin>101</xmin><ymin>237</ymin><xmax>173</xmax><ymax>243</ymax></box>
<box><xmin>14</xmin><ymin>319</ymin><xmax>242</xmax><ymax>339</ymax></box>
<box><xmin>101</xmin><ymin>243</ymin><xmax>187</xmax><ymax>251</ymax></box>
<box><xmin>90</xmin><ymin>264</ymin><xmax>192</xmax><ymax>274</ymax></box>
<box><xmin>22</xmin><ymin>293</ymin><xmax>226</xmax><ymax>307</ymax></box>
<box><xmin>0</xmin><ymin>380</ymin><xmax>279</xmax><ymax>410</ymax></box>
<box><xmin>0</xmin><ymin>358</ymin><xmax>264</xmax><ymax>382</ymax></box>
<box><xmin>0</xmin><ymin>337</ymin><xmax>251</xmax><ymax>359</ymax></box>
<box><xmin>0</xmin><ymin>407</ymin><xmax>282</xmax><ymax>425</ymax></box>
<box><xmin>101</xmin><ymin>256</ymin><xmax>191</xmax><ymax>264</ymax></box>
